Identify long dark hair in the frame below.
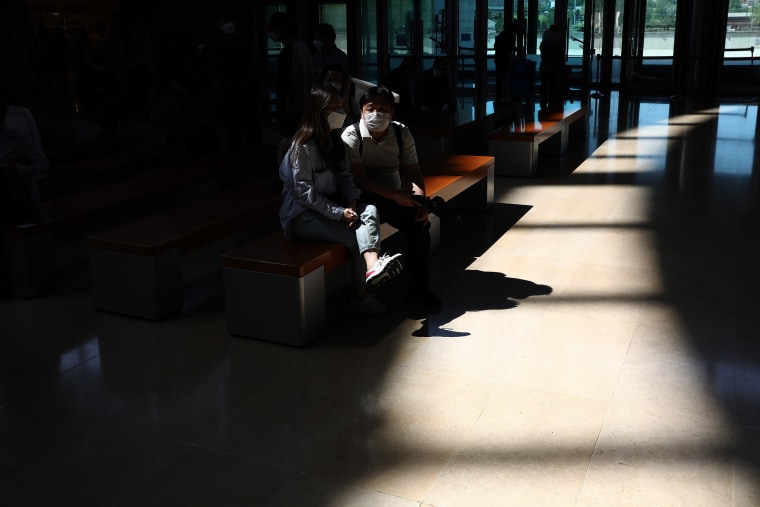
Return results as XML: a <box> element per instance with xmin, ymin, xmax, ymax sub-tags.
<box><xmin>290</xmin><ymin>84</ymin><xmax>344</xmax><ymax>172</ymax></box>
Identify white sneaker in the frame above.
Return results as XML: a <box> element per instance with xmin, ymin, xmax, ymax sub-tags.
<box><xmin>365</xmin><ymin>253</ymin><xmax>404</xmax><ymax>287</ymax></box>
<box><xmin>347</xmin><ymin>293</ymin><xmax>387</xmax><ymax>315</ymax></box>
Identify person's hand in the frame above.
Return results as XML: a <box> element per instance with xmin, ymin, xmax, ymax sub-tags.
<box><xmin>391</xmin><ymin>189</ymin><xmax>423</xmax><ymax>208</ymax></box>
<box><xmin>413</xmin><ymin>203</ymin><xmax>429</xmax><ymax>224</ymax></box>
<box><xmin>342</xmin><ymin>207</ymin><xmax>359</xmax><ymax>227</ymax></box>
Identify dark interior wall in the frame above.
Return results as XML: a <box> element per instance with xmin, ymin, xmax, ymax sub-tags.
<box><xmin>2</xmin><ymin>0</ymin><xmax>310</xmax><ymax>104</ymax></box>
<box><xmin>0</xmin><ymin>0</ymin><xmax>33</xmax><ymax>99</ymax></box>
<box><xmin>126</xmin><ymin>1</ymin><xmax>265</xmax><ymax>90</ymax></box>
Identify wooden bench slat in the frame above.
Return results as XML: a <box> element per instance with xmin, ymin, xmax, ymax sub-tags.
<box><xmin>1</xmin><ymin>146</ymin><xmax>275</xmax><ymax>298</ymax></box>
<box><xmin>422</xmin><ymin>154</ymin><xmax>495</xmax><ymax>175</ymax></box>
<box><xmin>2</xmin><ymin>148</ymin><xmax>264</xmax><ymax>238</ymax></box>
<box><xmin>87</xmin><ymin>184</ymin><xmax>280</xmax><ymax>256</ymax></box>
<box><xmin>222</xmin><ymin>231</ymin><xmax>351</xmax><ymax>278</ymax></box>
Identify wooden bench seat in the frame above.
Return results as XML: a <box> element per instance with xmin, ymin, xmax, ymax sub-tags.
<box><xmin>421</xmin><ymin>154</ymin><xmax>494</xmax><ymax>209</ymax></box>
<box><xmin>1</xmin><ymin>147</ymin><xmax>269</xmax><ymax>298</ymax></box>
<box><xmin>40</xmin><ymin>143</ymin><xmax>188</xmax><ymax>200</ymax></box>
<box><xmin>87</xmin><ymin>183</ymin><xmax>280</xmax><ymax>320</ymax></box>
<box><xmin>488</xmin><ymin>103</ymin><xmax>587</xmax><ymax>177</ymax></box>
<box><xmin>44</xmin><ymin>134</ymin><xmax>128</xmax><ymax>166</ymax></box>
<box><xmin>221</xmin><ymin>155</ymin><xmax>495</xmax><ymax>346</ymax></box>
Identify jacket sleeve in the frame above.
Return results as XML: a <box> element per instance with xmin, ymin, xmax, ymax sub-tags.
<box><xmin>291</xmin><ymin>145</ymin><xmax>345</xmax><ymax>221</ymax></box>
<box><xmin>336</xmin><ymin>154</ymin><xmax>361</xmax><ymax>201</ymax></box>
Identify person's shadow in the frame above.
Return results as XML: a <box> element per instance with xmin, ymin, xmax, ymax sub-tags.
<box><xmin>411</xmin><ymin>269</ymin><xmax>552</xmax><ymax>337</ymax></box>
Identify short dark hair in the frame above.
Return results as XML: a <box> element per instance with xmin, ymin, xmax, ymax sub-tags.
<box><xmin>266</xmin><ymin>11</ymin><xmax>293</xmax><ymax>35</ymax></box>
<box><xmin>359</xmin><ymin>85</ymin><xmax>395</xmax><ymax>109</ymax></box>
<box><xmin>315</xmin><ymin>23</ymin><xmax>336</xmax><ymax>43</ymax></box>
<box><xmin>318</xmin><ymin>63</ymin><xmax>346</xmax><ymax>84</ymax></box>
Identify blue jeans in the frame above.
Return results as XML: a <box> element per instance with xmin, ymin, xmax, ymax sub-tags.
<box><xmin>290</xmin><ymin>203</ymin><xmax>381</xmax><ymax>286</ymax></box>
<box><xmin>362</xmin><ymin>192</ymin><xmax>430</xmax><ymax>293</ymax></box>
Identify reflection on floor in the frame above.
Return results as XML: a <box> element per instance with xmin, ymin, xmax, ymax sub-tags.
<box><xmin>1</xmin><ymin>94</ymin><xmax>759</xmax><ymax>506</ymax></box>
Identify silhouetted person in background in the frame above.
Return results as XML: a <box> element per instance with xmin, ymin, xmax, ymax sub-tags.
<box><xmin>381</xmin><ymin>56</ymin><xmax>420</xmax><ymax>126</ymax></box>
<box><xmin>77</xmin><ymin>49</ymin><xmax>121</xmax><ymax>134</ymax></box>
<box><xmin>494</xmin><ymin>22</ymin><xmax>515</xmax><ymax>102</ymax></box>
<box><xmin>1</xmin><ymin>95</ymin><xmax>49</xmax><ymax>225</ymax></box>
<box><xmin>147</xmin><ymin>75</ymin><xmax>211</xmax><ymax>156</ymax></box>
<box><xmin>312</xmin><ymin>23</ymin><xmax>349</xmax><ymax>81</ymax></box>
<box><xmin>198</xmin><ymin>12</ymin><xmax>262</xmax><ymax>153</ymax></box>
<box><xmin>539</xmin><ymin>24</ymin><xmax>565</xmax><ymax>110</ymax></box>
<box><xmin>318</xmin><ymin>64</ymin><xmax>360</xmax><ymax>128</ymax></box>
<box><xmin>48</xmin><ymin>26</ymin><xmax>70</xmax><ymax>104</ymax></box>
<box><xmin>68</xmin><ymin>27</ymin><xmax>94</xmax><ymax>116</ymax></box>
<box><xmin>267</xmin><ymin>11</ymin><xmax>314</xmax><ymax>140</ymax></box>
<box><xmin>415</xmin><ymin>57</ymin><xmax>453</xmax><ymax>125</ymax></box>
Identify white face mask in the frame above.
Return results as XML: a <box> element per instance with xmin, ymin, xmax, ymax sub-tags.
<box><xmin>313</xmin><ymin>40</ymin><xmax>324</xmax><ymax>51</ymax></box>
<box><xmin>363</xmin><ymin>111</ymin><xmax>390</xmax><ymax>132</ymax></box>
<box><xmin>327</xmin><ymin>111</ymin><xmax>347</xmax><ymax>130</ymax></box>
<box><xmin>221</xmin><ymin>22</ymin><xmax>236</xmax><ymax>35</ymax></box>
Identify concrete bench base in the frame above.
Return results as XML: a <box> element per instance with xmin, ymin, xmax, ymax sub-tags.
<box><xmin>222</xmin><ymin>233</ymin><xmax>350</xmax><ymax>346</ymax></box>
<box><xmin>89</xmin><ymin>247</ymin><xmax>183</xmax><ymax>320</ymax></box>
<box><xmin>224</xmin><ymin>267</ymin><xmax>327</xmax><ymax>347</ymax></box>
<box><xmin>2</xmin><ymin>232</ymin><xmax>57</xmax><ymax>298</ymax></box>
<box><xmin>87</xmin><ymin>184</ymin><xmax>280</xmax><ymax>320</ymax></box>
<box><xmin>489</xmin><ymin>104</ymin><xmax>587</xmax><ymax>177</ymax></box>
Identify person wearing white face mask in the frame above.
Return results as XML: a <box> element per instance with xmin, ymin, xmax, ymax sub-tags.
<box><xmin>318</xmin><ymin>64</ymin><xmax>360</xmax><ymax>128</ymax></box>
<box><xmin>341</xmin><ymin>85</ymin><xmax>441</xmax><ymax>311</ymax></box>
<box><xmin>279</xmin><ymin>85</ymin><xmax>404</xmax><ymax>315</ymax></box>
<box><xmin>312</xmin><ymin>23</ymin><xmax>349</xmax><ymax>82</ymax></box>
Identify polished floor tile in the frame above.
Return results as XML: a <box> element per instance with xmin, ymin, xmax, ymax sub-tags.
<box><xmin>1</xmin><ymin>94</ymin><xmax>759</xmax><ymax>506</ymax></box>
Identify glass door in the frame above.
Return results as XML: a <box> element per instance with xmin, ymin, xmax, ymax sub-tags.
<box><xmin>619</xmin><ymin>0</ymin><xmax>678</xmax><ymax>94</ymax></box>
<box><xmin>718</xmin><ymin>1</ymin><xmax>759</xmax><ymax>95</ymax></box>
<box><xmin>357</xmin><ymin>0</ymin><xmax>380</xmax><ymax>82</ymax></box>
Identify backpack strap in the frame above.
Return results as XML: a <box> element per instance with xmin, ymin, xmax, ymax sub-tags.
<box><xmin>392</xmin><ymin>122</ymin><xmax>403</xmax><ymax>158</ymax></box>
<box><xmin>354</xmin><ymin>121</ymin><xmax>363</xmax><ymax>156</ymax></box>
<box><xmin>356</xmin><ymin>121</ymin><xmax>404</xmax><ymax>161</ymax></box>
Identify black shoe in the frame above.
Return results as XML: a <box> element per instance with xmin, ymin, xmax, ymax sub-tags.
<box><xmin>406</xmin><ymin>289</ymin><xmax>442</xmax><ymax>309</ymax></box>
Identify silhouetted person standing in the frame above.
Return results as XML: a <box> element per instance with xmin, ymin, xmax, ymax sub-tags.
<box><xmin>415</xmin><ymin>57</ymin><xmax>453</xmax><ymax>125</ymax></box>
<box><xmin>312</xmin><ymin>23</ymin><xmax>348</xmax><ymax>80</ymax></box>
<box><xmin>77</xmin><ymin>49</ymin><xmax>121</xmax><ymax>134</ymax></box>
<box><xmin>1</xmin><ymin>96</ymin><xmax>50</xmax><ymax>225</ymax></box>
<box><xmin>198</xmin><ymin>12</ymin><xmax>262</xmax><ymax>153</ymax></box>
<box><xmin>494</xmin><ymin>22</ymin><xmax>515</xmax><ymax>102</ymax></box>
<box><xmin>267</xmin><ymin>11</ymin><xmax>314</xmax><ymax>140</ymax></box>
<box><xmin>381</xmin><ymin>56</ymin><xmax>420</xmax><ymax>126</ymax></box>
<box><xmin>539</xmin><ymin>24</ymin><xmax>565</xmax><ymax>110</ymax></box>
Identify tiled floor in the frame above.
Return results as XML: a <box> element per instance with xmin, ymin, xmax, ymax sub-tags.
<box><xmin>1</xmin><ymin>94</ymin><xmax>759</xmax><ymax>506</ymax></box>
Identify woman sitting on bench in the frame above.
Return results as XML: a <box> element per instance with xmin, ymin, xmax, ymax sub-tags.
<box><xmin>278</xmin><ymin>85</ymin><xmax>404</xmax><ymax>315</ymax></box>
